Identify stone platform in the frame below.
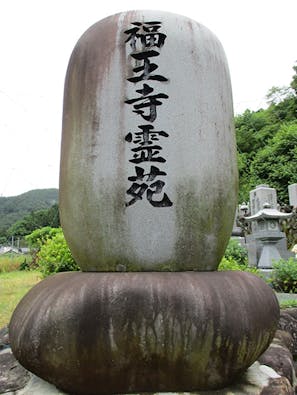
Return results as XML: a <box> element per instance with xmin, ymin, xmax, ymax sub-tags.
<box><xmin>0</xmin><ymin>358</ymin><xmax>293</xmax><ymax>395</ymax></box>
<box><xmin>8</xmin><ymin>271</ymin><xmax>280</xmax><ymax>394</ymax></box>
<box><xmin>2</xmin><ymin>306</ymin><xmax>297</xmax><ymax>395</ymax></box>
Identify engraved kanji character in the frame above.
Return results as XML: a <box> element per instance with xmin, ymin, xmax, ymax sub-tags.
<box><xmin>128</xmin><ymin>165</ymin><xmax>167</xmax><ymax>182</ymax></box>
<box><xmin>130</xmin><ymin>144</ymin><xmax>166</xmax><ymax>164</ymax></box>
<box><xmin>126</xmin><ymin>178</ymin><xmax>172</xmax><ymax>207</ymax></box>
<box><xmin>125</xmin><ymin>84</ymin><xmax>169</xmax><ymax>122</ymax></box>
<box><xmin>147</xmin><ymin>180</ymin><xmax>173</xmax><ymax>207</ymax></box>
<box><xmin>128</xmin><ymin>51</ymin><xmax>168</xmax><ymax>83</ymax></box>
<box><xmin>125</xmin><ymin>182</ymin><xmax>148</xmax><ymax>206</ymax></box>
<box><xmin>124</xmin><ymin>21</ymin><xmax>166</xmax><ymax>51</ymax></box>
<box><xmin>125</xmin><ymin>124</ymin><xmax>169</xmax><ymax>146</ymax></box>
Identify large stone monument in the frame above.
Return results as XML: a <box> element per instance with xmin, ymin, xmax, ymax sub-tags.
<box><xmin>9</xmin><ymin>10</ymin><xmax>279</xmax><ymax>395</ymax></box>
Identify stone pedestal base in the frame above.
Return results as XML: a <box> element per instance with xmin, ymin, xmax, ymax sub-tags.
<box><xmin>9</xmin><ymin>271</ymin><xmax>279</xmax><ymax>395</ymax></box>
<box><xmin>2</xmin><ymin>363</ymin><xmax>292</xmax><ymax>395</ymax></box>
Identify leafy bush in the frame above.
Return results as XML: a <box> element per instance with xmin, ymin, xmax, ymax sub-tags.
<box><xmin>270</xmin><ymin>257</ymin><xmax>297</xmax><ymax>293</ymax></box>
<box><xmin>224</xmin><ymin>238</ymin><xmax>248</xmax><ymax>266</ymax></box>
<box><xmin>218</xmin><ymin>257</ymin><xmax>259</xmax><ymax>275</ymax></box>
<box><xmin>25</xmin><ymin>226</ymin><xmax>60</xmax><ymax>249</ymax></box>
<box><xmin>37</xmin><ymin>229</ymin><xmax>80</xmax><ymax>276</ymax></box>
<box><xmin>219</xmin><ymin>239</ymin><xmax>256</xmax><ymax>273</ymax></box>
<box><xmin>219</xmin><ymin>257</ymin><xmax>243</xmax><ymax>271</ymax></box>
<box><xmin>25</xmin><ymin>227</ymin><xmax>61</xmax><ymax>270</ymax></box>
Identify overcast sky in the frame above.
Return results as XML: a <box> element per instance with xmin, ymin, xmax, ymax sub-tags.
<box><xmin>1</xmin><ymin>0</ymin><xmax>296</xmax><ymax>197</ymax></box>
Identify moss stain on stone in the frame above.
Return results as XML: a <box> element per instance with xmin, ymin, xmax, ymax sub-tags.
<box><xmin>174</xmin><ymin>179</ymin><xmax>236</xmax><ymax>271</ymax></box>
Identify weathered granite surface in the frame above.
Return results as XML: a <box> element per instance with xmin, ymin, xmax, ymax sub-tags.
<box><xmin>60</xmin><ymin>10</ymin><xmax>238</xmax><ymax>273</ymax></box>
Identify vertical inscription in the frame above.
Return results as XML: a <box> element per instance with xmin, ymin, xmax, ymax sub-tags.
<box><xmin>124</xmin><ymin>21</ymin><xmax>173</xmax><ymax>207</ymax></box>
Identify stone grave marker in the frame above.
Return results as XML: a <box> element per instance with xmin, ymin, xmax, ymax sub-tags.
<box><xmin>250</xmin><ymin>185</ymin><xmax>278</xmax><ymax>233</ymax></box>
<box><xmin>9</xmin><ymin>10</ymin><xmax>280</xmax><ymax>395</ymax></box>
<box><xmin>59</xmin><ymin>10</ymin><xmax>238</xmax><ymax>272</ymax></box>
<box><xmin>289</xmin><ymin>183</ymin><xmax>297</xmax><ymax>207</ymax></box>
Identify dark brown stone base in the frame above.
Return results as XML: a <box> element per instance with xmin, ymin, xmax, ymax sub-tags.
<box><xmin>9</xmin><ymin>271</ymin><xmax>279</xmax><ymax>395</ymax></box>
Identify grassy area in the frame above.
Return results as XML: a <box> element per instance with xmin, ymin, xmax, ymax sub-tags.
<box><xmin>0</xmin><ymin>253</ymin><xmax>32</xmax><ymax>273</ymax></box>
<box><xmin>279</xmin><ymin>299</ymin><xmax>297</xmax><ymax>309</ymax></box>
<box><xmin>0</xmin><ymin>270</ymin><xmax>42</xmax><ymax>328</ymax></box>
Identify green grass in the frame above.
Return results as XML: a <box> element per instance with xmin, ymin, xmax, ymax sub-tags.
<box><xmin>0</xmin><ymin>270</ymin><xmax>42</xmax><ymax>328</ymax></box>
<box><xmin>279</xmin><ymin>299</ymin><xmax>297</xmax><ymax>309</ymax></box>
<box><xmin>0</xmin><ymin>253</ymin><xmax>32</xmax><ymax>273</ymax></box>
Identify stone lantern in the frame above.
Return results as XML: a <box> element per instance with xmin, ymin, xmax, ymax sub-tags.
<box><xmin>245</xmin><ymin>203</ymin><xmax>292</xmax><ymax>269</ymax></box>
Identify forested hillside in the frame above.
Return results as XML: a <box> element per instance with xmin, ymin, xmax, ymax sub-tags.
<box><xmin>0</xmin><ymin>189</ymin><xmax>58</xmax><ymax>236</ymax></box>
<box><xmin>236</xmin><ymin>63</ymin><xmax>297</xmax><ymax>204</ymax></box>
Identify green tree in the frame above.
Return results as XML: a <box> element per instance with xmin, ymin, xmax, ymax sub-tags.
<box><xmin>235</xmin><ymin>62</ymin><xmax>297</xmax><ymax>203</ymax></box>
<box><xmin>250</xmin><ymin>121</ymin><xmax>297</xmax><ymax>203</ymax></box>
<box><xmin>0</xmin><ymin>189</ymin><xmax>58</xmax><ymax>234</ymax></box>
<box><xmin>290</xmin><ymin>62</ymin><xmax>297</xmax><ymax>95</ymax></box>
<box><xmin>0</xmin><ymin>234</ymin><xmax>7</xmax><ymax>245</ymax></box>
<box><xmin>235</xmin><ymin>109</ymin><xmax>278</xmax><ymax>202</ymax></box>
<box><xmin>46</xmin><ymin>204</ymin><xmax>60</xmax><ymax>228</ymax></box>
<box><xmin>266</xmin><ymin>86</ymin><xmax>295</xmax><ymax>105</ymax></box>
<box><xmin>7</xmin><ymin>218</ymin><xmax>34</xmax><ymax>238</ymax></box>
<box><xmin>7</xmin><ymin>204</ymin><xmax>60</xmax><ymax>238</ymax></box>
<box><xmin>267</xmin><ymin>96</ymin><xmax>297</xmax><ymax>124</ymax></box>
<box><xmin>235</xmin><ymin>109</ymin><xmax>272</xmax><ymax>154</ymax></box>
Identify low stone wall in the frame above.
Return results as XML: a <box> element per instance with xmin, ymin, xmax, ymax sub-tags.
<box><xmin>1</xmin><ymin>308</ymin><xmax>297</xmax><ymax>395</ymax></box>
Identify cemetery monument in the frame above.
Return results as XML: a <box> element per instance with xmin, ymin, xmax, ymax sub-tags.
<box><xmin>9</xmin><ymin>10</ymin><xmax>280</xmax><ymax>395</ymax></box>
<box><xmin>289</xmin><ymin>183</ymin><xmax>297</xmax><ymax>207</ymax></box>
<box><xmin>245</xmin><ymin>185</ymin><xmax>293</xmax><ymax>268</ymax></box>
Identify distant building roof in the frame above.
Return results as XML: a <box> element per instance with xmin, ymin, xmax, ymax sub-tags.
<box><xmin>0</xmin><ymin>246</ymin><xmax>20</xmax><ymax>254</ymax></box>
